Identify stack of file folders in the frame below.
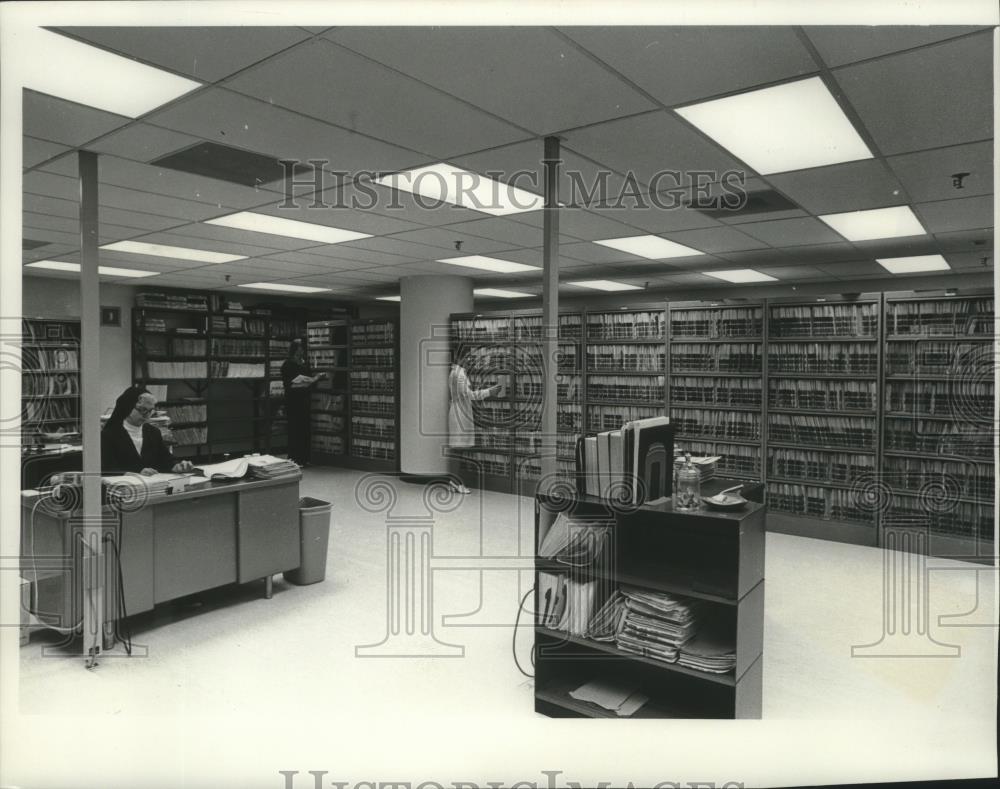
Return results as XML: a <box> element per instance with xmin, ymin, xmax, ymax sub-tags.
<box><xmin>677</xmin><ymin>620</ymin><xmax>737</xmax><ymax>674</ymax></box>
<box><xmin>615</xmin><ymin>587</ymin><xmax>701</xmax><ymax>663</ymax></box>
<box><xmin>673</xmin><ymin>454</ymin><xmax>719</xmax><ymax>482</ymax></box>
<box><xmin>246</xmin><ymin>454</ymin><xmax>300</xmax><ymax>479</ymax></box>
<box><xmin>537</xmin><ymin>513</ymin><xmax>612</xmax><ymax>565</ymax></box>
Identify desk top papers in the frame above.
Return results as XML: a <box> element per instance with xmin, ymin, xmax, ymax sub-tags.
<box><xmin>102</xmin><ymin>472</ymin><xmax>208</xmax><ymax>499</ymax></box>
<box><xmin>615</xmin><ymin>586</ymin><xmax>701</xmax><ymax>663</ymax></box>
<box><xmin>194</xmin><ymin>454</ymin><xmax>299</xmax><ymax>481</ymax></box>
<box><xmin>569</xmin><ymin>678</ymin><xmax>650</xmax><ymax>717</ymax></box>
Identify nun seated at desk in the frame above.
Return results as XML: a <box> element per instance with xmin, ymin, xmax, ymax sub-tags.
<box><xmin>101</xmin><ymin>385</ymin><xmax>194</xmax><ymax>475</ymax></box>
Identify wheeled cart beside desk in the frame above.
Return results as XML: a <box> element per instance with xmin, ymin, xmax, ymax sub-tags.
<box><xmin>21</xmin><ymin>473</ymin><xmax>302</xmax><ymax>637</ymax></box>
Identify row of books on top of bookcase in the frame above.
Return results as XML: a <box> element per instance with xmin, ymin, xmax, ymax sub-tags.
<box><xmin>210</xmin><ymin>315</ymin><xmax>267</xmax><ymax>336</ymax></box>
<box><xmin>511</xmin><ymin>314</ymin><xmax>583</xmax><ymax>340</ymax></box>
<box><xmin>885</xmin><ymin>380</ymin><xmax>992</xmax><ymax>418</ymax></box>
<box><xmin>768</xmin><ymin>414</ymin><xmax>875</xmax><ymax>451</ymax></box>
<box><xmin>670</xmin><ymin>409</ymin><xmax>761</xmax><ymax>442</ymax></box>
<box><xmin>768</xmin><ymin>483</ymin><xmax>875</xmax><ymax>525</ymax></box>
<box><xmin>587</xmin><ymin>346</ymin><xmax>664</xmax><ymax>372</ymax></box>
<box><xmin>767</xmin><ymin>303</ymin><xmax>879</xmax><ymax>337</ymax></box>
<box><xmin>137</xmin><ymin>292</ymin><xmax>209</xmax><ymax>311</ymax></box>
<box><xmin>586</xmin><ymin>311</ymin><xmax>664</xmax><ymax>340</ymax></box>
<box><xmin>885</xmin><ymin>340</ymin><xmax>991</xmax><ymax>375</ymax></box>
<box><xmin>671</xmin><ymin>344</ymin><xmax>760</xmax><ymax>373</ymax></box>
<box><xmin>671</xmin><ymin>378</ymin><xmax>761</xmax><ymax>408</ymax></box>
<box><xmin>351</xmin><ymin>348</ymin><xmax>395</xmax><ymax>368</ymax></box>
<box><xmin>768</xmin><ymin>449</ymin><xmax>875</xmax><ymax>486</ymax></box>
<box><xmin>768</xmin><ymin>380</ymin><xmax>876</xmax><ymax>413</ymax></box>
<box><xmin>351</xmin><ymin>322</ymin><xmax>395</xmax><ymax>345</ymax></box>
<box><xmin>22</xmin><ymin>373</ymin><xmax>78</xmax><ymax>397</ymax></box>
<box><xmin>766</xmin><ymin>343</ymin><xmax>878</xmax><ymax>375</ymax></box>
<box><xmin>669</xmin><ymin>307</ymin><xmax>762</xmax><ymax>339</ymax></box>
<box><xmin>23</xmin><ymin>319</ymin><xmax>80</xmax><ymax>342</ymax></box>
<box><xmin>882</xmin><ymin>499</ymin><xmax>993</xmax><ymax>541</ymax></box>
<box><xmin>885</xmin><ymin>298</ymin><xmax>993</xmax><ymax>337</ymax></box>
<box><xmin>143</xmin><ymin>361</ymin><xmax>266</xmax><ymax>378</ymax></box>
<box><xmin>884</xmin><ymin>417</ymin><xmax>992</xmax><ymax>459</ymax></box>
<box><xmin>22</xmin><ymin>347</ymin><xmax>79</xmax><ymax>370</ymax></box>
<box><xmin>452</xmin><ymin>315</ymin><xmax>585</xmax><ymax>342</ymax></box>
<box><xmin>881</xmin><ymin>458</ymin><xmax>994</xmax><ymax>503</ymax></box>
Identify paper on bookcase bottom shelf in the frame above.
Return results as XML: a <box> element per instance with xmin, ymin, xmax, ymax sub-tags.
<box><xmin>569</xmin><ymin>678</ymin><xmax>650</xmax><ymax>717</ymax></box>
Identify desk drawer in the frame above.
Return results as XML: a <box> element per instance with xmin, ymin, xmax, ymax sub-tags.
<box><xmin>153</xmin><ymin>494</ymin><xmax>237</xmax><ymax>603</ymax></box>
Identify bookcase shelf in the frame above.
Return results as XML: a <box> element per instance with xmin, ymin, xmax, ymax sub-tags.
<box><xmin>534</xmin><ymin>491</ymin><xmax>765</xmax><ymax>719</ymax></box>
<box><xmin>21</xmin><ymin>318</ymin><xmax>81</xmax><ymax>436</ymax></box>
<box><xmin>448</xmin><ymin>290</ymin><xmax>994</xmax><ymax>562</ymax></box>
<box><xmin>132</xmin><ymin>293</ymin><xmax>316</xmax><ymax>458</ymax></box>
<box><xmin>305</xmin><ymin>317</ymin><xmax>399</xmax><ymax>470</ymax></box>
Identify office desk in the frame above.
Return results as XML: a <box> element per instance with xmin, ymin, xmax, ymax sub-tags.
<box><xmin>21</xmin><ymin>473</ymin><xmax>302</xmax><ymax>633</ymax></box>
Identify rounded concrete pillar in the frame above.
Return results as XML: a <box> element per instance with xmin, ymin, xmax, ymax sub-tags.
<box><xmin>399</xmin><ymin>275</ymin><xmax>473</xmax><ymax>474</ymax></box>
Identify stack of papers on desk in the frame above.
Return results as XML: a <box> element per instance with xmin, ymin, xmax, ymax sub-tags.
<box><xmin>102</xmin><ymin>472</ymin><xmax>190</xmax><ymax>498</ymax></box>
<box><xmin>193</xmin><ymin>457</ymin><xmax>251</xmax><ymax>480</ymax></box>
<box><xmin>245</xmin><ymin>454</ymin><xmax>300</xmax><ymax>479</ymax></box>
<box><xmin>569</xmin><ymin>678</ymin><xmax>649</xmax><ymax>717</ymax></box>
<box><xmin>615</xmin><ymin>586</ymin><xmax>700</xmax><ymax>663</ymax></box>
<box><xmin>677</xmin><ymin>620</ymin><xmax>736</xmax><ymax>674</ymax></box>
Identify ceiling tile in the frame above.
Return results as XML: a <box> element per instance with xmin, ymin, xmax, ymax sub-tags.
<box><xmin>254</xmin><ymin>251</ymin><xmax>381</xmax><ymax>271</ymax></box>
<box><xmin>737</xmin><ymin>217</ymin><xmax>845</xmax><ymax>247</ymax></box>
<box><xmin>254</xmin><ymin>197</ymin><xmax>426</xmax><ymax>236</ymax></box>
<box><xmin>591</xmin><ymin>202</ymin><xmax>720</xmax><ymax>234</ymax></box>
<box><xmin>815</xmin><ymin>260</ymin><xmax>887</xmax><ymax>277</ymax></box>
<box><xmin>39</xmin><ymin>155</ymin><xmax>278</xmax><ymax>209</ymax></box>
<box><xmin>218</xmin><ymin>259</ymin><xmax>335</xmax><ymax>277</ymax></box>
<box><xmin>324</xmin><ymin>181</ymin><xmax>486</xmax><ymax>228</ymax></box>
<box><xmin>226</xmin><ymin>39</ymin><xmax>529</xmax><ymax>159</ymax></box>
<box><xmin>662</xmin><ymin>225</ymin><xmax>768</xmax><ymax>254</ymax></box>
<box><xmin>23</xmin><ymin>193</ymin><xmax>78</xmax><ymax>219</ymax></box>
<box><xmin>914</xmin><ymin>195</ymin><xmax>995</xmax><ymax>234</ymax></box>
<box><xmin>766</xmin><ymin>159</ymin><xmax>906</xmax><ymax>214</ymax></box>
<box><xmin>512</xmin><ymin>207</ymin><xmax>646</xmax><ymax>242</ymax></box>
<box><xmin>753</xmin><ymin>265</ymin><xmax>831</xmax><ymax>280</ymax></box>
<box><xmin>146</xmin><ymin>88</ymin><xmax>427</xmax><ymax>176</ymax></box>
<box><xmin>886</xmin><ymin>141</ymin><xmax>993</xmax><ymax>203</ymax></box>
<box><xmin>23</xmin><ymin>90</ymin><xmax>129</xmax><ymax>147</ymax></box>
<box><xmin>97</xmin><ymin>250</ymin><xmax>220</xmax><ymax>271</ymax></box>
<box><xmin>22</xmin><ymin>244</ymin><xmax>77</xmax><ymax>263</ymax></box>
<box><xmin>380</xmin><ymin>227</ymin><xmax>515</xmax><ymax>256</ymax></box>
<box><xmin>440</xmin><ymin>218</ymin><xmax>545</xmax><ymax>248</ymax></box>
<box><xmin>452</xmin><ymin>140</ymin><xmax>628</xmax><ymax>211</ymax></box>
<box><xmin>943</xmin><ymin>251</ymin><xmax>993</xmax><ymax>270</ymax></box>
<box><xmin>932</xmin><ymin>228</ymin><xmax>993</xmax><ymax>252</ymax></box>
<box><xmin>849</xmin><ymin>236</ymin><xmax>940</xmax><ymax>258</ymax></box>
<box><xmin>564</xmin><ymin>112</ymin><xmax>749</xmax><ymax>188</ymax></box>
<box><xmin>87</xmin><ymin>123</ymin><xmax>204</xmax><ymax>164</ymax></box>
<box><xmin>292</xmin><ymin>245</ymin><xmax>423</xmax><ymax>267</ymax></box>
<box><xmin>773</xmin><ymin>243</ymin><xmax>865</xmax><ymax>266</ymax></box>
<box><xmin>559</xmin><ymin>242</ymin><xmax>641</xmax><ymax>264</ymax></box>
<box><xmin>804</xmin><ymin>26</ymin><xmax>988</xmax><ymax>68</ymax></box>
<box><xmin>55</xmin><ymin>27</ymin><xmax>312</xmax><ymax>82</ymax></box>
<box><xmin>156</xmin><ymin>222</ymin><xmax>322</xmax><ymax>252</ymax></box>
<box><xmin>24</xmin><ymin>136</ymin><xmax>71</xmax><ymax>169</ymax></box>
<box><xmin>324</xmin><ymin>27</ymin><xmax>655</xmax><ymax>135</ymax></box>
<box><xmin>832</xmin><ymin>32</ymin><xmax>993</xmax><ymax>155</ymax></box>
<box><xmin>336</xmin><ymin>236</ymin><xmax>445</xmax><ymax>260</ymax></box>
<box><xmin>562</xmin><ymin>26</ymin><xmax>817</xmax><ymax>107</ymax></box>
<box><xmin>134</xmin><ymin>231</ymin><xmax>299</xmax><ymax>260</ymax></box>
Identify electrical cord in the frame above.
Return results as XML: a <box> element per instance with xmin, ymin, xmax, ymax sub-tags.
<box><xmin>512</xmin><ymin>585</ymin><xmax>535</xmax><ymax>678</ymax></box>
<box><xmin>102</xmin><ymin>530</ymin><xmax>132</xmax><ymax>655</ymax></box>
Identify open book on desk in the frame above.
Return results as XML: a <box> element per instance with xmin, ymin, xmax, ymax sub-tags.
<box><xmin>193</xmin><ymin>454</ymin><xmax>300</xmax><ymax>481</ymax></box>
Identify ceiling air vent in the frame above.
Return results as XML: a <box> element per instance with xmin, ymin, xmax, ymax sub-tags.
<box><xmin>151</xmin><ymin>141</ymin><xmax>309</xmax><ymax>188</ymax></box>
<box><xmin>691</xmin><ymin>188</ymin><xmax>798</xmax><ymax>219</ymax></box>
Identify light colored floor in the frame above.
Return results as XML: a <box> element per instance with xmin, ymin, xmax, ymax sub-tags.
<box><xmin>13</xmin><ymin>466</ymin><xmax>998</xmax><ymax>784</ymax></box>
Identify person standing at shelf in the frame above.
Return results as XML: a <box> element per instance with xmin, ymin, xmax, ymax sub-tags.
<box><xmin>281</xmin><ymin>338</ymin><xmax>327</xmax><ymax>467</ymax></box>
<box><xmin>101</xmin><ymin>385</ymin><xmax>194</xmax><ymax>475</ymax></box>
<box><xmin>447</xmin><ymin>345</ymin><xmax>503</xmax><ymax>494</ymax></box>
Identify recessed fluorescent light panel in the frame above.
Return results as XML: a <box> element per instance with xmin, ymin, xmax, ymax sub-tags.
<box><xmin>205</xmin><ymin>212</ymin><xmax>371</xmax><ymax>244</ymax></box>
<box><xmin>474</xmin><ymin>288</ymin><xmax>533</xmax><ymax>299</ymax></box>
<box><xmin>675</xmin><ymin>76</ymin><xmax>873</xmax><ymax>174</ymax></box>
<box><xmin>375</xmin><ymin>296</ymin><xmax>401</xmax><ymax>302</ymax></box>
<box><xmin>818</xmin><ymin>206</ymin><xmax>926</xmax><ymax>241</ymax></box>
<box><xmin>703</xmin><ymin>269</ymin><xmax>777</xmax><ymax>283</ymax></box>
<box><xmin>102</xmin><ymin>240</ymin><xmax>246</xmax><ymax>264</ymax></box>
<box><xmin>877</xmin><ymin>255</ymin><xmax>950</xmax><ymax>274</ymax></box>
<box><xmin>376</xmin><ymin>163</ymin><xmax>543</xmax><ymax>216</ymax></box>
<box><xmin>25</xmin><ymin>28</ymin><xmax>201</xmax><ymax>117</ymax></box>
<box><xmin>568</xmin><ymin>280</ymin><xmax>643</xmax><ymax>292</ymax></box>
<box><xmin>25</xmin><ymin>260</ymin><xmax>158</xmax><ymax>277</ymax></box>
<box><xmin>437</xmin><ymin>255</ymin><xmax>539</xmax><ymax>274</ymax></box>
<box><xmin>238</xmin><ymin>282</ymin><xmax>332</xmax><ymax>294</ymax></box>
<box><xmin>593</xmin><ymin>235</ymin><xmax>704</xmax><ymax>259</ymax></box>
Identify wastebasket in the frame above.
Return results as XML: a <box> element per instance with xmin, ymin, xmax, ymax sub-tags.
<box><xmin>283</xmin><ymin>497</ymin><xmax>331</xmax><ymax>585</ymax></box>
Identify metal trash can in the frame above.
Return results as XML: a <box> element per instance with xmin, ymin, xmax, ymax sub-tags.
<box><xmin>283</xmin><ymin>497</ymin><xmax>331</xmax><ymax>585</ymax></box>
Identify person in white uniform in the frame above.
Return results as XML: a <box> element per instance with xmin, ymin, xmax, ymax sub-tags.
<box><xmin>447</xmin><ymin>347</ymin><xmax>502</xmax><ymax>493</ymax></box>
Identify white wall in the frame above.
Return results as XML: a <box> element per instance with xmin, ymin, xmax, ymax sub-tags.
<box><xmin>21</xmin><ymin>275</ymin><xmax>134</xmax><ymax>410</ymax></box>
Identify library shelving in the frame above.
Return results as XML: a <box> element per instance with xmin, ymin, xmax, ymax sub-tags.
<box><xmin>306</xmin><ymin>316</ymin><xmax>400</xmax><ymax>471</ymax></box>
<box><xmin>452</xmin><ymin>289</ymin><xmax>994</xmax><ymax>563</ymax></box>
<box><xmin>764</xmin><ymin>295</ymin><xmax>882</xmax><ymax>546</ymax></box>
<box><xmin>534</xmin><ymin>489</ymin><xmax>765</xmax><ymax>719</ymax></box>
<box><xmin>451</xmin><ymin>310</ymin><xmax>585</xmax><ymax>495</ymax></box>
<box><xmin>880</xmin><ymin>291</ymin><xmax>995</xmax><ymax>560</ymax></box>
<box><xmin>21</xmin><ymin>318</ymin><xmax>81</xmax><ymax>437</ymax></box>
<box><xmin>132</xmin><ymin>292</ymin><xmax>307</xmax><ymax>460</ymax></box>
<box><xmin>667</xmin><ymin>300</ymin><xmax>764</xmax><ymax>483</ymax></box>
